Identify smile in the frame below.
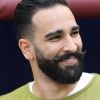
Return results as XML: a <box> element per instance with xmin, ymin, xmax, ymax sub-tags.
<box><xmin>59</xmin><ymin>56</ymin><xmax>78</xmax><ymax>66</ymax></box>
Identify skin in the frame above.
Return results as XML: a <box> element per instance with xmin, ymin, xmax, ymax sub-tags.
<box><xmin>18</xmin><ymin>4</ymin><xmax>83</xmax><ymax>100</ymax></box>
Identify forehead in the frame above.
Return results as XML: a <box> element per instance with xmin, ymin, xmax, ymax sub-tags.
<box><xmin>32</xmin><ymin>5</ymin><xmax>77</xmax><ymax>37</ymax></box>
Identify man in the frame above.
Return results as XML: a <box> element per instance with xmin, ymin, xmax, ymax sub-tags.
<box><xmin>0</xmin><ymin>0</ymin><xmax>100</xmax><ymax>100</ymax></box>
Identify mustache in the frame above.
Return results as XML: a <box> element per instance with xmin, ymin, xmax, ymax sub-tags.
<box><xmin>49</xmin><ymin>51</ymin><xmax>86</xmax><ymax>62</ymax></box>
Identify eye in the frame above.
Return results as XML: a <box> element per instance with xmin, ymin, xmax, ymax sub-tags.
<box><xmin>48</xmin><ymin>35</ymin><xmax>62</xmax><ymax>42</ymax></box>
<box><xmin>70</xmin><ymin>30</ymin><xmax>79</xmax><ymax>37</ymax></box>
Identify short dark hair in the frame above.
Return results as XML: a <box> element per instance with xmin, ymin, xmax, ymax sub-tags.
<box><xmin>15</xmin><ymin>0</ymin><xmax>68</xmax><ymax>40</ymax></box>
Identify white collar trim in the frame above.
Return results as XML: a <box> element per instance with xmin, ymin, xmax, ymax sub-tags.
<box><xmin>29</xmin><ymin>72</ymin><xmax>94</xmax><ymax>96</ymax></box>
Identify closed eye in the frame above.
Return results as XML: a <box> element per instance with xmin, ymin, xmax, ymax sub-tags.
<box><xmin>48</xmin><ymin>35</ymin><xmax>62</xmax><ymax>42</ymax></box>
<box><xmin>70</xmin><ymin>30</ymin><xmax>79</xmax><ymax>37</ymax></box>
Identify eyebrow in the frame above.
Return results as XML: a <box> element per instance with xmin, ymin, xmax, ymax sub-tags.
<box><xmin>45</xmin><ymin>25</ymin><xmax>80</xmax><ymax>39</ymax></box>
<box><xmin>71</xmin><ymin>25</ymin><xmax>80</xmax><ymax>31</ymax></box>
<box><xmin>45</xmin><ymin>29</ymin><xmax>63</xmax><ymax>38</ymax></box>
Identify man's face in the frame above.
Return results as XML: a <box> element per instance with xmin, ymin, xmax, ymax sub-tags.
<box><xmin>32</xmin><ymin>5</ymin><xmax>83</xmax><ymax>84</ymax></box>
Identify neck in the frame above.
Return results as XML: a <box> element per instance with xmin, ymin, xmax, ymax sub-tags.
<box><xmin>32</xmin><ymin>70</ymin><xmax>78</xmax><ymax>100</ymax></box>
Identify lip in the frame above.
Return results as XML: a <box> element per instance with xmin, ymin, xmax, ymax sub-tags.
<box><xmin>59</xmin><ymin>57</ymin><xmax>78</xmax><ymax>65</ymax></box>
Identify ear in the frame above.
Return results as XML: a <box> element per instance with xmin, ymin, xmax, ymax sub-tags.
<box><xmin>18</xmin><ymin>39</ymin><xmax>34</xmax><ymax>60</ymax></box>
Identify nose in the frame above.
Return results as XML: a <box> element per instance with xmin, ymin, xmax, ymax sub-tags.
<box><xmin>63</xmin><ymin>36</ymin><xmax>77</xmax><ymax>53</ymax></box>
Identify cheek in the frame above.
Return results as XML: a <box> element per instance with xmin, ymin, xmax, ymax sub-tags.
<box><xmin>41</xmin><ymin>42</ymin><xmax>63</xmax><ymax>58</ymax></box>
<box><xmin>79</xmin><ymin>36</ymin><xmax>83</xmax><ymax>49</ymax></box>
<box><xmin>74</xmin><ymin>35</ymin><xmax>83</xmax><ymax>51</ymax></box>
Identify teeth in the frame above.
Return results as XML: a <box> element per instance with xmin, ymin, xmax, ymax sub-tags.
<box><xmin>61</xmin><ymin>57</ymin><xmax>77</xmax><ymax>65</ymax></box>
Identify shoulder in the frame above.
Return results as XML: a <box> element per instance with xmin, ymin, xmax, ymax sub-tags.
<box><xmin>0</xmin><ymin>83</ymin><xmax>30</xmax><ymax>100</ymax></box>
<box><xmin>86</xmin><ymin>73</ymin><xmax>100</xmax><ymax>92</ymax></box>
<box><xmin>93</xmin><ymin>73</ymin><xmax>100</xmax><ymax>84</ymax></box>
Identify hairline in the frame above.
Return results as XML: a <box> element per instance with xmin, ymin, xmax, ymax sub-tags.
<box><xmin>29</xmin><ymin>4</ymin><xmax>68</xmax><ymax>41</ymax></box>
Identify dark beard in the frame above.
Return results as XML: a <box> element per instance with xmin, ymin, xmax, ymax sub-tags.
<box><xmin>35</xmin><ymin>47</ymin><xmax>84</xmax><ymax>84</ymax></box>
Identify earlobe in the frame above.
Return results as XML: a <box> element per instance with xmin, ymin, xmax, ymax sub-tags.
<box><xmin>18</xmin><ymin>39</ymin><xmax>34</xmax><ymax>60</ymax></box>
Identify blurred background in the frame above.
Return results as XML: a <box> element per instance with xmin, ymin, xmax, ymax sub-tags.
<box><xmin>0</xmin><ymin>0</ymin><xmax>100</xmax><ymax>95</ymax></box>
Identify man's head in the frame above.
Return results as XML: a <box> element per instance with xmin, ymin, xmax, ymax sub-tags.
<box><xmin>15</xmin><ymin>0</ymin><xmax>83</xmax><ymax>84</ymax></box>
